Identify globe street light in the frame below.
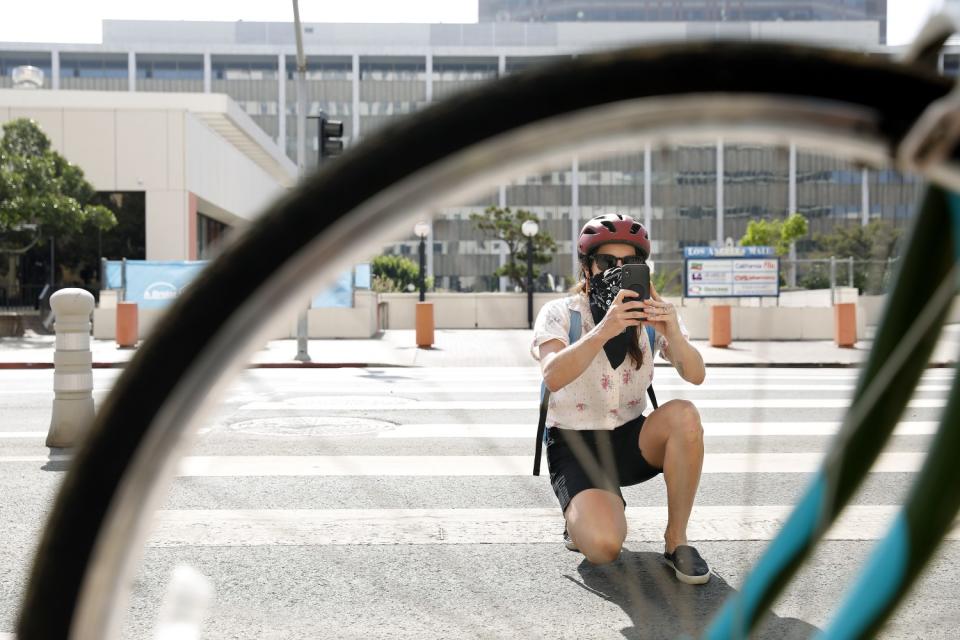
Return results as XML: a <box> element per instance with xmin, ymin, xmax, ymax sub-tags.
<box><xmin>521</xmin><ymin>219</ymin><xmax>539</xmax><ymax>329</ymax></box>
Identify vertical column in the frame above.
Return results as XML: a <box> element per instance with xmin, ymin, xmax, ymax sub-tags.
<box><xmin>788</xmin><ymin>143</ymin><xmax>798</xmax><ymax>287</ymax></box>
<box><xmin>499</xmin><ymin>184</ymin><xmax>508</xmax><ymax>292</ymax></box>
<box><xmin>352</xmin><ymin>54</ymin><xmax>360</xmax><ymax>143</ymax></box>
<box><xmin>716</xmin><ymin>138</ymin><xmax>724</xmax><ymax>246</ymax></box>
<box><xmin>277</xmin><ymin>53</ymin><xmax>286</xmax><ymax>150</ymax></box>
<box><xmin>861</xmin><ymin>167</ymin><xmax>870</xmax><ymax>226</ymax></box>
<box><xmin>51</xmin><ymin>49</ymin><xmax>60</xmax><ymax>90</ymax></box>
<box><xmin>425</xmin><ymin>52</ymin><xmax>433</xmax><ymax>103</ymax></box>
<box><xmin>128</xmin><ymin>51</ymin><xmax>136</xmax><ymax>92</ymax></box>
<box><xmin>571</xmin><ymin>156</ymin><xmax>580</xmax><ymax>280</ymax></box>
<box><xmin>498</xmin><ymin>54</ymin><xmax>506</xmax><ymax>77</ymax></box>
<box><xmin>643</xmin><ymin>143</ymin><xmax>652</xmax><ymax>235</ymax></box>
<box><xmin>203</xmin><ymin>52</ymin><xmax>212</xmax><ymax>93</ymax></box>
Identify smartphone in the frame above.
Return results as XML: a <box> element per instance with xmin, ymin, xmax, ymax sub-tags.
<box><xmin>621</xmin><ymin>263</ymin><xmax>651</xmax><ymax>302</ymax></box>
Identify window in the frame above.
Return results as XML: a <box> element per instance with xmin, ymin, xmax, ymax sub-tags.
<box><xmin>137</xmin><ymin>57</ymin><xmax>203</xmax><ymax>81</ymax></box>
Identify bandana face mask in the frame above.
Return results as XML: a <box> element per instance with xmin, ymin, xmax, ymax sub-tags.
<box><xmin>588</xmin><ymin>266</ymin><xmax>635</xmax><ymax>370</ymax></box>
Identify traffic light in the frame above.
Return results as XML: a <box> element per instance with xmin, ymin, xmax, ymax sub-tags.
<box><xmin>318</xmin><ymin>113</ymin><xmax>343</xmax><ymax>162</ymax></box>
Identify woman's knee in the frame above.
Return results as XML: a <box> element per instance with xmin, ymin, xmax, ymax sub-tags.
<box><xmin>579</xmin><ymin>529</ymin><xmax>625</xmax><ymax>564</ymax></box>
<box><xmin>665</xmin><ymin>400</ymin><xmax>703</xmax><ymax>442</ymax></box>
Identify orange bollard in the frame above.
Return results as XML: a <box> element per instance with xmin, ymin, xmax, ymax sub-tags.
<box><xmin>116</xmin><ymin>301</ymin><xmax>139</xmax><ymax>348</ymax></box>
<box><xmin>834</xmin><ymin>302</ymin><xmax>857</xmax><ymax>348</ymax></box>
<box><xmin>709</xmin><ymin>305</ymin><xmax>732</xmax><ymax>348</ymax></box>
<box><xmin>415</xmin><ymin>302</ymin><xmax>434</xmax><ymax>348</ymax></box>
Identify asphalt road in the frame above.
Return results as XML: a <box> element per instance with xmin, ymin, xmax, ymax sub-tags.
<box><xmin>1</xmin><ymin>366</ymin><xmax>957</xmax><ymax>639</ymax></box>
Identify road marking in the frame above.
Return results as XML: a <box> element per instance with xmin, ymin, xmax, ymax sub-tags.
<box><xmin>175</xmin><ymin>452</ymin><xmax>926</xmax><ymax>476</ymax></box>
<box><xmin>237</xmin><ymin>398</ymin><xmax>947</xmax><ymax>411</ymax></box>
<box><xmin>145</xmin><ymin>505</ymin><xmax>960</xmax><ymax>547</ymax></box>
<box><xmin>4</xmin><ymin>421</ymin><xmax>938</xmax><ymax>442</ymax></box>
<box><xmin>376</xmin><ymin>421</ymin><xmax>940</xmax><ymax>439</ymax></box>
<box><xmin>0</xmin><ymin>452</ymin><xmax>927</xmax><ymax>474</ymax></box>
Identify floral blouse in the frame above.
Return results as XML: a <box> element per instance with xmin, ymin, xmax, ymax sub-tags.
<box><xmin>530</xmin><ymin>293</ymin><xmax>689</xmax><ymax>431</ymax></box>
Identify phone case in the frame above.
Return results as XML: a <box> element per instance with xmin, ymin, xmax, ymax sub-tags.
<box><xmin>621</xmin><ymin>264</ymin><xmax>651</xmax><ymax>300</ymax></box>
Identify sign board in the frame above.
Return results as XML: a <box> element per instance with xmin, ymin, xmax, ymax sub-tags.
<box><xmin>105</xmin><ymin>260</ymin><xmax>370</xmax><ymax>309</ymax></box>
<box><xmin>683</xmin><ymin>246</ymin><xmax>779</xmax><ymax>298</ymax></box>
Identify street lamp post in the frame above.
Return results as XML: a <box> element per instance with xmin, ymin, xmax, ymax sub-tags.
<box><xmin>521</xmin><ymin>219</ymin><xmax>539</xmax><ymax>329</ymax></box>
<box><xmin>414</xmin><ymin>221</ymin><xmax>430</xmax><ymax>302</ymax></box>
<box><xmin>413</xmin><ymin>221</ymin><xmax>434</xmax><ymax>348</ymax></box>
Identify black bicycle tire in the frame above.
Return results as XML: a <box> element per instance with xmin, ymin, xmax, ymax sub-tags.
<box><xmin>16</xmin><ymin>41</ymin><xmax>957</xmax><ymax>639</ymax></box>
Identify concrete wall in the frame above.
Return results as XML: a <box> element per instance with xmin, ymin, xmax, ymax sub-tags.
<box><xmin>379</xmin><ymin>293</ymin><xmax>567</xmax><ymax>329</ymax></box>
<box><xmin>304</xmin><ymin>291</ymin><xmax>380</xmax><ymax>338</ymax></box>
<box><xmin>184</xmin><ymin>112</ymin><xmax>286</xmax><ymax>226</ymax></box>
<box><xmin>376</xmin><ymin>291</ymin><xmax>869</xmax><ymax>340</ymax></box>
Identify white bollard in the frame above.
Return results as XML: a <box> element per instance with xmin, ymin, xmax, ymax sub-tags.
<box><xmin>46</xmin><ymin>288</ymin><xmax>96</xmax><ymax>448</ymax></box>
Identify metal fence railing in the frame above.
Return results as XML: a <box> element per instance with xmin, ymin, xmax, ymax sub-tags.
<box><xmin>652</xmin><ymin>256</ymin><xmax>900</xmax><ymax>298</ymax></box>
<box><xmin>0</xmin><ymin>283</ymin><xmax>48</xmax><ymax>312</ymax></box>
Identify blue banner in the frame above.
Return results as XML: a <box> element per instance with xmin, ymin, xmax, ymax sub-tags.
<box><xmin>684</xmin><ymin>246</ymin><xmax>775</xmax><ymax>258</ymax></box>
<box><xmin>355</xmin><ymin>263</ymin><xmax>371</xmax><ymax>289</ymax></box>
<box><xmin>104</xmin><ymin>261</ymin><xmax>123</xmax><ymax>289</ymax></box>
<box><xmin>106</xmin><ymin>260</ymin><xmax>366</xmax><ymax>309</ymax></box>
<box><xmin>120</xmin><ymin>261</ymin><xmax>209</xmax><ymax>309</ymax></box>
<box><xmin>311</xmin><ymin>270</ymin><xmax>354</xmax><ymax>308</ymax></box>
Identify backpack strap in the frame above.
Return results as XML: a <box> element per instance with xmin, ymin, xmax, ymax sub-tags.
<box><xmin>646</xmin><ymin>325</ymin><xmax>659</xmax><ymax>411</ymax></box>
<box><xmin>533</xmin><ymin>309</ymin><xmax>581</xmax><ymax>476</ymax></box>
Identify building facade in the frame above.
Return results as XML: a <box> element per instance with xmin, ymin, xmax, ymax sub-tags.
<box><xmin>0</xmin><ymin>15</ymin><xmax>935</xmax><ymax>292</ymax></box>
<box><xmin>479</xmin><ymin>0</ymin><xmax>888</xmax><ymax>42</ymax></box>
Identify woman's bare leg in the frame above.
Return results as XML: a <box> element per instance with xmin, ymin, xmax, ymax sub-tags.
<box><xmin>637</xmin><ymin>400</ymin><xmax>705</xmax><ymax>553</ymax></box>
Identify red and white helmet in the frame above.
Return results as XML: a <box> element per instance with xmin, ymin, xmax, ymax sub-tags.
<box><xmin>578</xmin><ymin>213</ymin><xmax>650</xmax><ymax>259</ymax></box>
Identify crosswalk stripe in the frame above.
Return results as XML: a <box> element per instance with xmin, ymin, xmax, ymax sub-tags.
<box><xmin>145</xmin><ymin>506</ymin><xmax>960</xmax><ymax>547</ymax></box>
<box><xmin>376</xmin><ymin>421</ymin><xmax>940</xmax><ymax>439</ymax></box>
<box><xmin>0</xmin><ymin>453</ymin><xmax>927</xmax><ymax>474</ymax></box>
<box><xmin>0</xmin><ymin>431</ymin><xmax>48</xmax><ymax>438</ymax></box>
<box><xmin>2</xmin><ymin>384</ymin><xmax>951</xmax><ymax>398</ymax></box>
<box><xmin>238</xmin><ymin>398</ymin><xmax>947</xmax><ymax>410</ymax></box>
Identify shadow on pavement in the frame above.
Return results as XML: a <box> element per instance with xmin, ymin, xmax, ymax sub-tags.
<box><xmin>569</xmin><ymin>549</ymin><xmax>820</xmax><ymax>640</ymax></box>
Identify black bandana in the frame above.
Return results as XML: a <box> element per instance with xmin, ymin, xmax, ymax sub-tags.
<box><xmin>588</xmin><ymin>267</ymin><xmax>635</xmax><ymax>370</ymax></box>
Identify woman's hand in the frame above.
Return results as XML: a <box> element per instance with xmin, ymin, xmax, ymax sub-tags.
<box><xmin>642</xmin><ymin>282</ymin><xmax>681</xmax><ymax>338</ymax></box>
<box><xmin>596</xmin><ymin>288</ymin><xmax>646</xmax><ymax>341</ymax></box>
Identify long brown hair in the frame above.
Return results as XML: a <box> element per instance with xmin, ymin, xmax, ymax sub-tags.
<box><xmin>572</xmin><ymin>256</ymin><xmax>644</xmax><ymax>369</ymax></box>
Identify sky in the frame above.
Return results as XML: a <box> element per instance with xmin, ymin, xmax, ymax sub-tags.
<box><xmin>0</xmin><ymin>0</ymin><xmax>946</xmax><ymax>46</ymax></box>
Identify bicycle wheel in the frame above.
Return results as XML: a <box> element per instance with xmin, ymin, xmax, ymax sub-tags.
<box><xmin>16</xmin><ymin>40</ymin><xmax>960</xmax><ymax>639</ymax></box>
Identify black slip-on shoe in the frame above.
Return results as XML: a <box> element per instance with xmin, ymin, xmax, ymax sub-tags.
<box><xmin>664</xmin><ymin>545</ymin><xmax>711</xmax><ymax>585</ymax></box>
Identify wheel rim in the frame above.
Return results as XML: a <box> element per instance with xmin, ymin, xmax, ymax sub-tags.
<box><xmin>17</xmin><ymin>43</ymin><xmax>960</xmax><ymax>639</ymax></box>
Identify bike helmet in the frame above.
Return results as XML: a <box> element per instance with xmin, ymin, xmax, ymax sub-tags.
<box><xmin>577</xmin><ymin>213</ymin><xmax>650</xmax><ymax>259</ymax></box>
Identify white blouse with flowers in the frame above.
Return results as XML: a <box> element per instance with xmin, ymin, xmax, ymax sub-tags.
<box><xmin>530</xmin><ymin>293</ymin><xmax>689</xmax><ymax>431</ymax></box>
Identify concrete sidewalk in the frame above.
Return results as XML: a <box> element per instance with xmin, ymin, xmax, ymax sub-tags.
<box><xmin>1</xmin><ymin>326</ymin><xmax>958</xmax><ymax>368</ymax></box>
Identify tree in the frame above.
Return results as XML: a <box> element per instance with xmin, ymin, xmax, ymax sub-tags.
<box><xmin>0</xmin><ymin>119</ymin><xmax>117</xmax><ymax>294</ymax></box>
<box><xmin>370</xmin><ymin>254</ymin><xmax>433</xmax><ymax>293</ymax></box>
<box><xmin>805</xmin><ymin>220</ymin><xmax>903</xmax><ymax>293</ymax></box>
<box><xmin>740</xmin><ymin>212</ymin><xmax>809</xmax><ymax>256</ymax></box>
<box><xmin>1</xmin><ymin>119</ymin><xmax>117</xmax><ymax>243</ymax></box>
<box><xmin>469</xmin><ymin>205</ymin><xmax>557</xmax><ymax>291</ymax></box>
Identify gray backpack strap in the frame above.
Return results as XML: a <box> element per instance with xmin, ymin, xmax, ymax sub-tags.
<box><xmin>646</xmin><ymin>325</ymin><xmax>659</xmax><ymax>410</ymax></box>
<box><xmin>533</xmin><ymin>309</ymin><xmax>581</xmax><ymax>476</ymax></box>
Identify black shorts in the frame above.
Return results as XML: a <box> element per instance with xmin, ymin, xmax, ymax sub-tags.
<box><xmin>546</xmin><ymin>415</ymin><xmax>662</xmax><ymax>514</ymax></box>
